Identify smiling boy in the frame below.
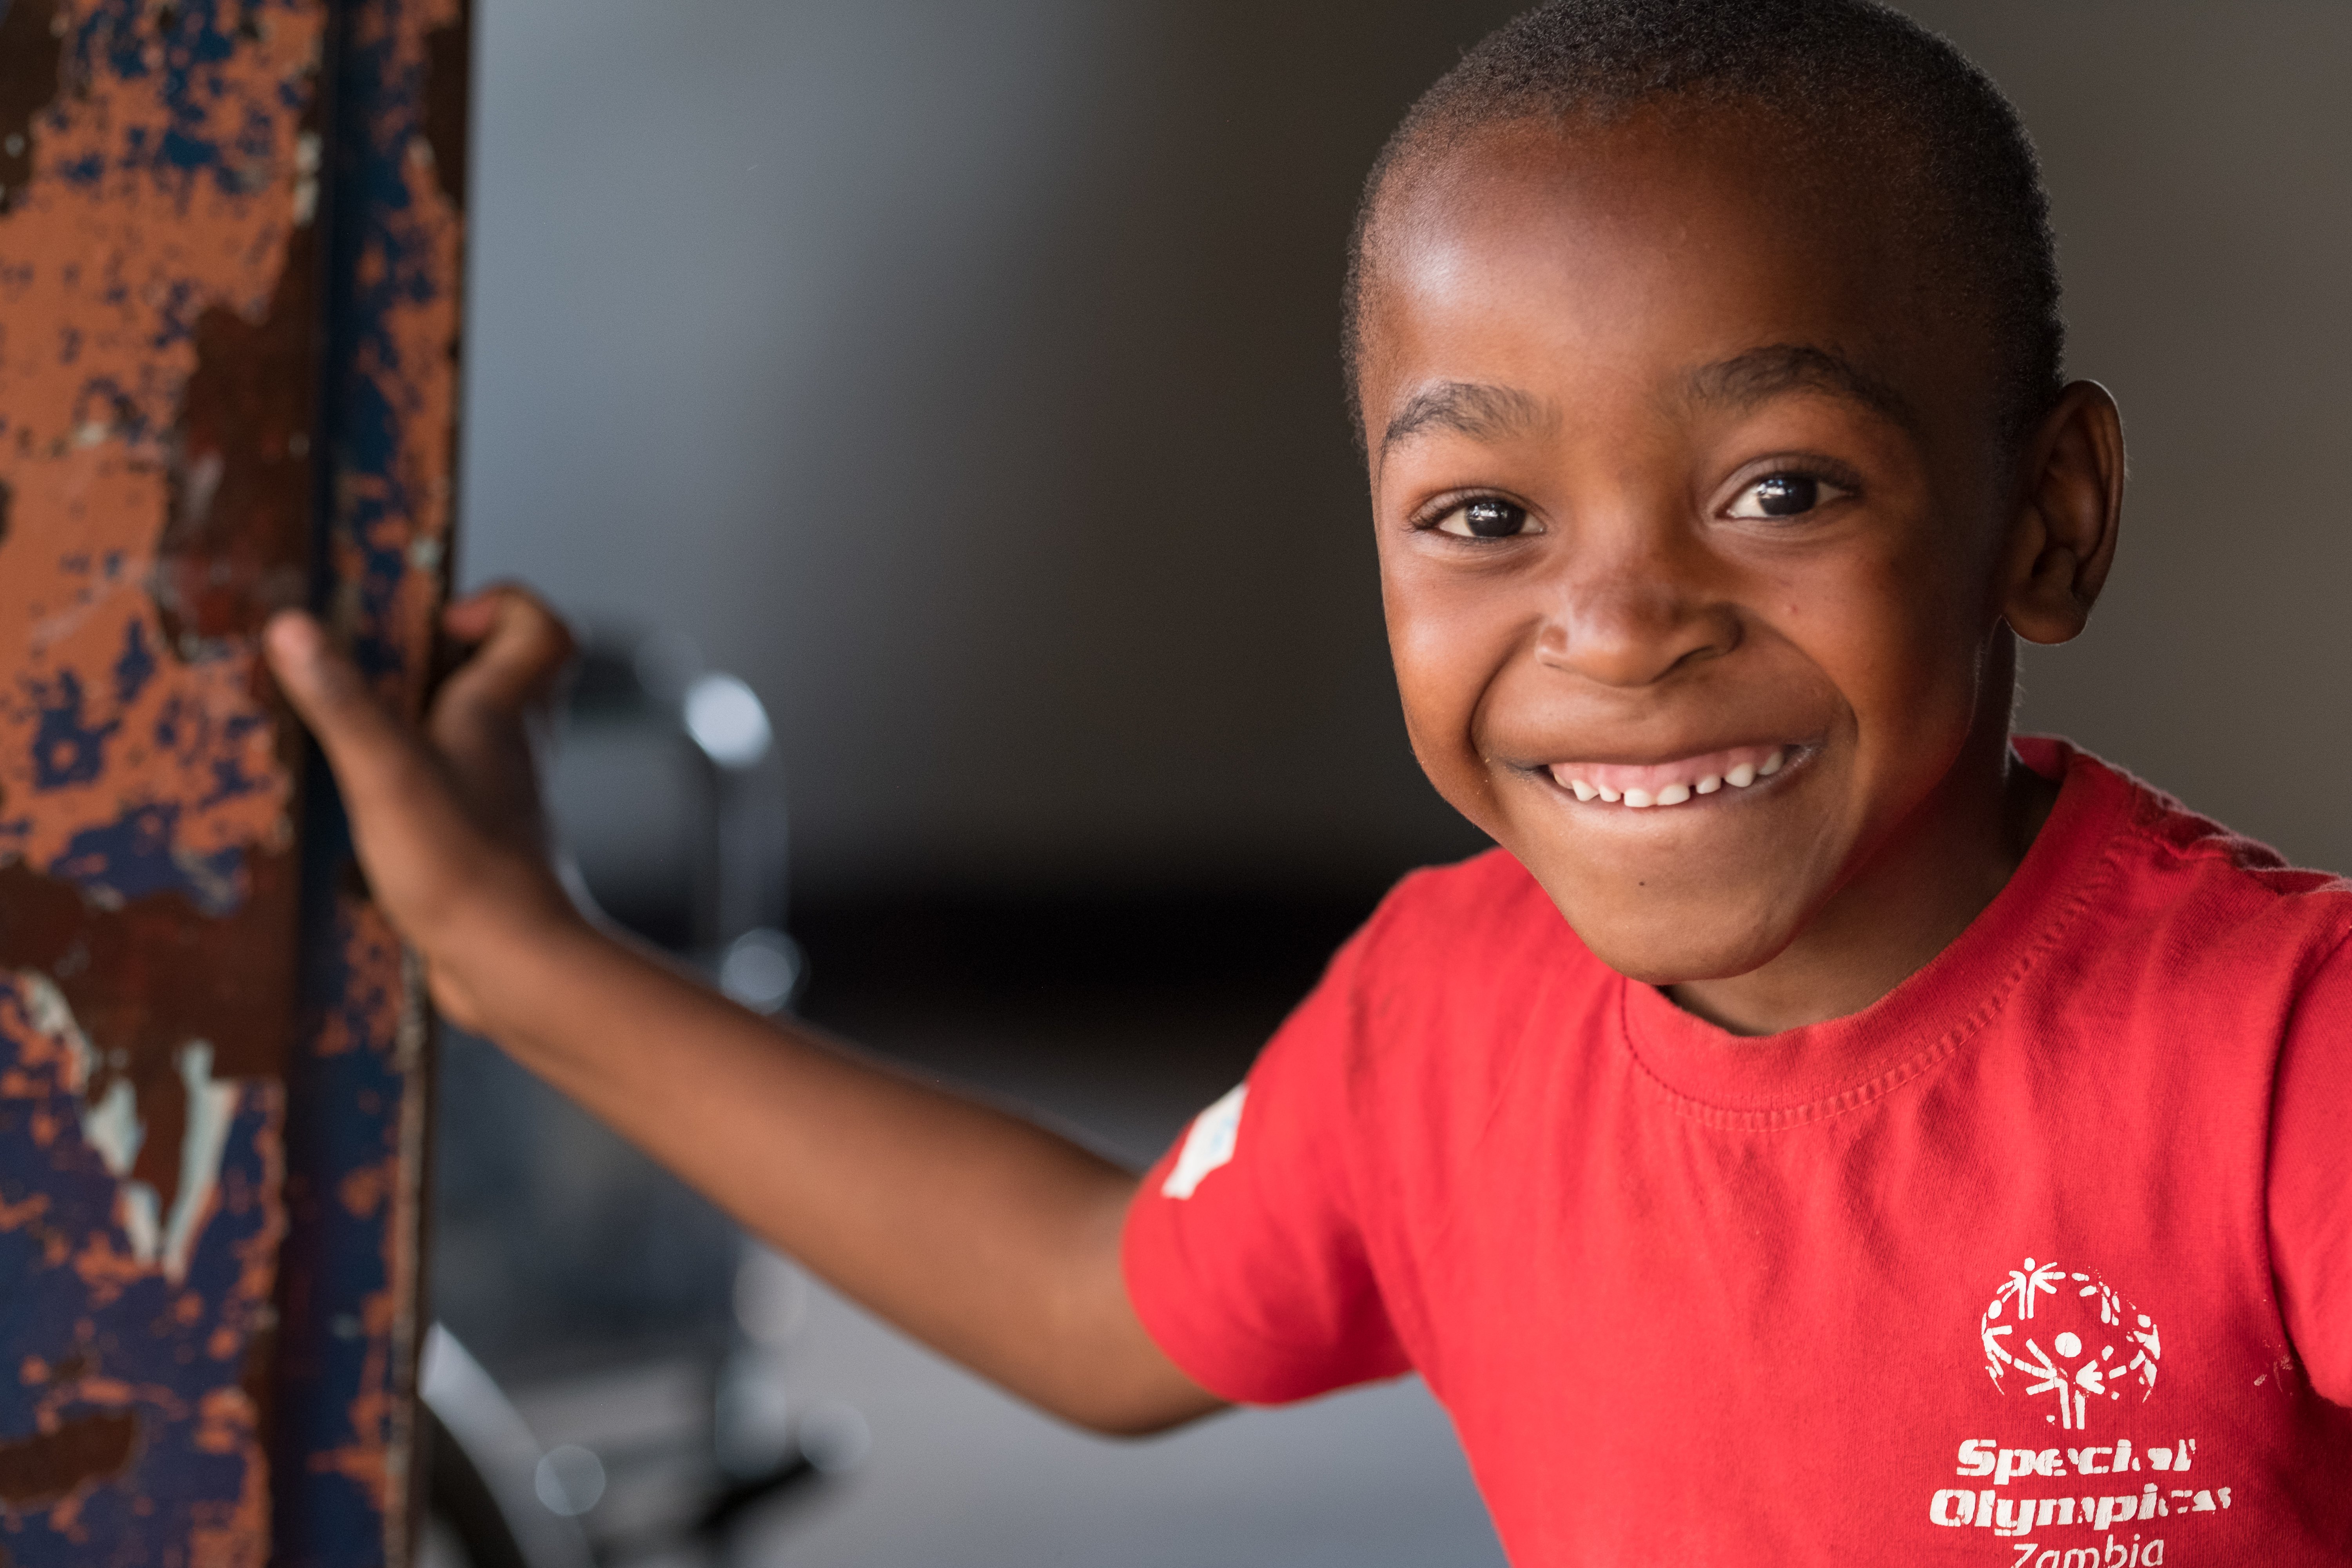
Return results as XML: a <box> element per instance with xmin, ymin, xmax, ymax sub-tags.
<box><xmin>263</xmin><ymin>1</ymin><xmax>2351</xmax><ymax>1562</ymax></box>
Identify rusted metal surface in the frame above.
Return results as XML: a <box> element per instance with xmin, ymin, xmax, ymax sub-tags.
<box><xmin>0</xmin><ymin>0</ymin><xmax>466</xmax><ymax>1559</ymax></box>
<box><xmin>269</xmin><ymin>4</ymin><xmax>465</xmax><ymax>1563</ymax></box>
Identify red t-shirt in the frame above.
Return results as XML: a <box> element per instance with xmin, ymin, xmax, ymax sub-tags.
<box><xmin>1124</xmin><ymin>741</ymin><xmax>2352</xmax><ymax>1565</ymax></box>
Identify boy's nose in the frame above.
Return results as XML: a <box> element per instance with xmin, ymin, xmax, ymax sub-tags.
<box><xmin>1532</xmin><ymin>550</ymin><xmax>1739</xmax><ymax>689</ymax></box>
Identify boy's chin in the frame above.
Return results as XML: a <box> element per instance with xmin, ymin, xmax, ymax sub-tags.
<box><xmin>1553</xmin><ymin>895</ymin><xmax>1806</xmax><ymax>991</ymax></box>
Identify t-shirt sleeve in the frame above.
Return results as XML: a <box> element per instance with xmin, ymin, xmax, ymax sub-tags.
<box><xmin>2269</xmin><ymin>935</ymin><xmax>2352</xmax><ymax>1408</ymax></box>
<box><xmin>1121</xmin><ymin>922</ymin><xmax>1412</xmax><ymax>1405</ymax></box>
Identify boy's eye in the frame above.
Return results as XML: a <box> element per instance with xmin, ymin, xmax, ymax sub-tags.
<box><xmin>1435</xmin><ymin>498</ymin><xmax>1534</xmax><ymax>538</ymax></box>
<box><xmin>1726</xmin><ymin>473</ymin><xmax>1847</xmax><ymax>520</ymax></box>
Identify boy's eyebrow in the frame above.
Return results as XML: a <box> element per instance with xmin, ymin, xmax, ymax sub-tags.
<box><xmin>1380</xmin><ymin>346</ymin><xmax>1914</xmax><ymax>460</ymax></box>
<box><xmin>1684</xmin><ymin>344</ymin><xmax>1918</xmax><ymax>431</ymax></box>
<box><xmin>1381</xmin><ymin>381</ymin><xmax>1555</xmax><ymax>457</ymax></box>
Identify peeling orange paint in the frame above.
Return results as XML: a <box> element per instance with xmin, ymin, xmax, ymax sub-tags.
<box><xmin>292</xmin><ymin>903</ymin><xmax>414</xmax><ymax>1527</ymax></box>
<box><xmin>186</xmin><ymin>1408</ymin><xmax>269</xmax><ymax>1568</ymax></box>
<box><xmin>0</xmin><ymin>1</ymin><xmax>324</xmax><ymax>877</ymax></box>
<box><xmin>334</xmin><ymin>1163</ymin><xmax>387</xmax><ymax>1220</ymax></box>
<box><xmin>68</xmin><ymin>1231</ymin><xmax>147</xmax><ymax>1306</ymax></box>
<box><xmin>2</xmin><ymin>0</ymin><xmax>470</xmax><ymax>1557</ymax></box>
<box><xmin>192</xmin><ymin>1387</ymin><xmax>250</xmax><ymax>1456</ymax></box>
<box><xmin>0</xmin><ymin>0</ymin><xmax>338</xmax><ymax>1559</ymax></box>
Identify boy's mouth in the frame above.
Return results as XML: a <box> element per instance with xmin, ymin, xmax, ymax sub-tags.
<box><xmin>1547</xmin><ymin>744</ymin><xmax>1798</xmax><ymax>809</ymax></box>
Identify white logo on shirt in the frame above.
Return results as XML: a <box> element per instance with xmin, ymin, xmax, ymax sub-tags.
<box><xmin>1978</xmin><ymin>1257</ymin><xmax>2162</xmax><ymax>1430</ymax></box>
<box><xmin>1926</xmin><ymin>1256</ymin><xmax>2235</xmax><ymax>1550</ymax></box>
<box><xmin>1161</xmin><ymin>1083</ymin><xmax>1247</xmax><ymax>1199</ymax></box>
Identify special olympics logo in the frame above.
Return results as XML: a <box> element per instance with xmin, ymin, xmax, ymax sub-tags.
<box><xmin>1979</xmin><ymin>1257</ymin><xmax>2161</xmax><ymax>1432</ymax></box>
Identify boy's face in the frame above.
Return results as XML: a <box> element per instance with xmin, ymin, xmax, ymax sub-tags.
<box><xmin>1361</xmin><ymin>109</ymin><xmax>2036</xmax><ymax>985</ymax></box>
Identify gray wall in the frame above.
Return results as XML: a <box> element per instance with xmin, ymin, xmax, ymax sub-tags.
<box><xmin>459</xmin><ymin>2</ymin><xmax>2352</xmax><ymax>902</ymax></box>
<box><xmin>1908</xmin><ymin>2</ymin><xmax>2352</xmax><ymax>867</ymax></box>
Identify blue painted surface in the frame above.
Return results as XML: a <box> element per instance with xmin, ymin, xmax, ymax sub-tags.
<box><xmin>53</xmin><ymin>803</ymin><xmax>245</xmax><ymax>913</ymax></box>
<box><xmin>0</xmin><ymin>1006</ymin><xmax>282</xmax><ymax>1560</ymax></box>
<box><xmin>27</xmin><ymin>670</ymin><xmax>121</xmax><ymax>789</ymax></box>
<box><xmin>271</xmin><ymin>0</ymin><xmax>469</xmax><ymax>1561</ymax></box>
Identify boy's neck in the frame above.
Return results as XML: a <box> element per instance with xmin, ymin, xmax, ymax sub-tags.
<box><xmin>1663</xmin><ymin>728</ymin><xmax>2060</xmax><ymax>1039</ymax></box>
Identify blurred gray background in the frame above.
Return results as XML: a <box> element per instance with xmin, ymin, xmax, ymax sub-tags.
<box><xmin>459</xmin><ymin>0</ymin><xmax>2352</xmax><ymax>898</ymax></box>
<box><xmin>430</xmin><ymin>3</ymin><xmax>2352</xmax><ymax>1565</ymax></box>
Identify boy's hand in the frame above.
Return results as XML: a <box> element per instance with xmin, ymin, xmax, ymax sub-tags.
<box><xmin>265</xmin><ymin>586</ymin><xmax>581</xmax><ymax>1033</ymax></box>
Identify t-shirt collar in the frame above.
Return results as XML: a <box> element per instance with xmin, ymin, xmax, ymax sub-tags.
<box><xmin>1614</xmin><ymin>737</ymin><xmax>2132</xmax><ymax>1125</ymax></box>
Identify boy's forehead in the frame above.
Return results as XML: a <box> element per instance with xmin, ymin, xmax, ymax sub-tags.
<box><xmin>1360</xmin><ymin>111</ymin><xmax>1978</xmax><ymax>446</ymax></box>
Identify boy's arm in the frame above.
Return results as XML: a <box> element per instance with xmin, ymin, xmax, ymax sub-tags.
<box><xmin>263</xmin><ymin>592</ymin><xmax>1224</xmax><ymax>1437</ymax></box>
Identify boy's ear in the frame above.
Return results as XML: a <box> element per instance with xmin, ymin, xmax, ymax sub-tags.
<box><xmin>2000</xmin><ymin>380</ymin><xmax>2125</xmax><ymax>646</ymax></box>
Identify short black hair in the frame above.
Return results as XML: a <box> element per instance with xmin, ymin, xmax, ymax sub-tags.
<box><xmin>1343</xmin><ymin>0</ymin><xmax>2063</xmax><ymax>448</ymax></box>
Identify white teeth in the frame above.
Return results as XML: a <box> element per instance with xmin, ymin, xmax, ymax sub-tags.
<box><xmin>1566</xmin><ymin>750</ymin><xmax>1792</xmax><ymax>809</ymax></box>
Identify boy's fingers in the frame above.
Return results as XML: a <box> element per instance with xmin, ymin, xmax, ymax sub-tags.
<box><xmin>264</xmin><ymin>612</ymin><xmax>443</xmax><ymax>803</ymax></box>
<box><xmin>437</xmin><ymin>585</ymin><xmax>575</xmax><ymax>714</ymax></box>
<box><xmin>439</xmin><ymin>586</ymin><xmax>510</xmax><ymax>643</ymax></box>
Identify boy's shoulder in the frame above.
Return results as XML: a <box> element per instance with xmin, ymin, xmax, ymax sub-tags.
<box><xmin>1376</xmin><ymin>842</ymin><xmax>1557</xmax><ymax>927</ymax></box>
<box><xmin>2054</xmin><ymin>738</ymin><xmax>2352</xmax><ymax>976</ymax></box>
<box><xmin>1326</xmin><ymin>844</ymin><xmax>1613</xmax><ymax>1065</ymax></box>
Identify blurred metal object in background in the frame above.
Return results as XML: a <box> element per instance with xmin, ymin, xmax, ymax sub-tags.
<box><xmin>555</xmin><ymin>629</ymin><xmax>802</xmax><ymax>1007</ymax></box>
<box><xmin>420</xmin><ymin>1267</ymin><xmax>847</xmax><ymax>1567</ymax></box>
<box><xmin>420</xmin><ymin>1327</ymin><xmax>596</xmax><ymax>1568</ymax></box>
<box><xmin>435</xmin><ymin>622</ymin><xmax>801</xmax><ymax>1364</ymax></box>
<box><xmin>428</xmin><ymin>626</ymin><xmax>843</xmax><ymax>1566</ymax></box>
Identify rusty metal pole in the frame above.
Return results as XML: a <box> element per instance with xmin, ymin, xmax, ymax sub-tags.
<box><xmin>269</xmin><ymin>0</ymin><xmax>467</xmax><ymax>1564</ymax></box>
<box><xmin>0</xmin><ymin>0</ymin><xmax>467</xmax><ymax>1561</ymax></box>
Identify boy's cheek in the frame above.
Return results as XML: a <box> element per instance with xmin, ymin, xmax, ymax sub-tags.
<box><xmin>1395</xmin><ymin>676</ymin><xmax>1512</xmax><ymax>837</ymax></box>
<box><xmin>1385</xmin><ymin>597</ymin><xmax>1514</xmax><ymax>769</ymax></box>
